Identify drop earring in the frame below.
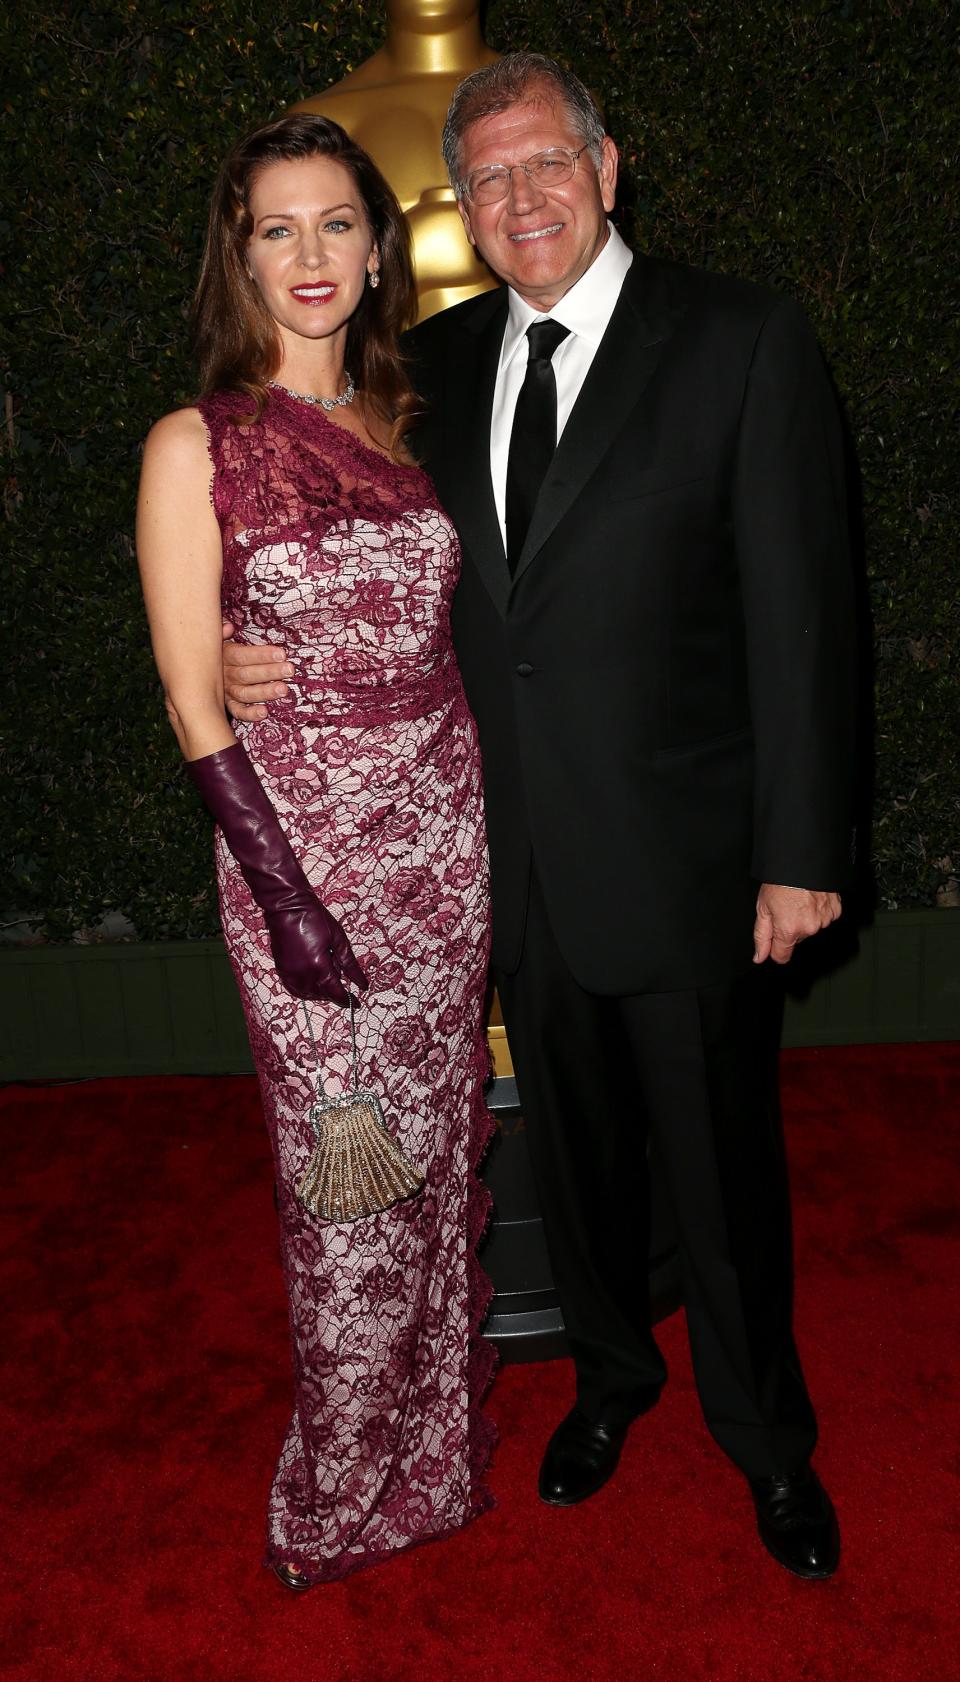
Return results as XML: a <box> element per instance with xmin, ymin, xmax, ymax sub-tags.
<box><xmin>368</xmin><ymin>268</ymin><xmax>380</xmax><ymax>289</ymax></box>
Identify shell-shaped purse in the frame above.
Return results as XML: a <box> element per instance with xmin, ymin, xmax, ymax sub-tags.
<box><xmin>296</xmin><ymin>997</ymin><xmax>424</xmax><ymax>1223</ymax></box>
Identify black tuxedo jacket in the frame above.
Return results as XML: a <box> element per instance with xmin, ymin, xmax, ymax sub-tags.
<box><xmin>406</xmin><ymin>254</ymin><xmax>856</xmax><ymax>994</ymax></box>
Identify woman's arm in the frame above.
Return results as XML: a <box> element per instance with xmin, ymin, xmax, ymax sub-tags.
<box><xmin>135</xmin><ymin>406</ymin><xmax>366</xmax><ymax>1004</ymax></box>
<box><xmin>136</xmin><ymin>407</ymin><xmax>235</xmax><ymax>761</ymax></box>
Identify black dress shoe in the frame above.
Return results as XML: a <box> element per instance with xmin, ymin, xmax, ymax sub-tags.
<box><xmin>539</xmin><ymin>1407</ymin><xmax>629</xmax><ymax>1506</ymax></box>
<box><xmin>750</xmin><ymin>1465</ymin><xmax>840</xmax><ymax>1578</ymax></box>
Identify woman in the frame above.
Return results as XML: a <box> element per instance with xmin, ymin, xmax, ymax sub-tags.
<box><xmin>137</xmin><ymin>113</ymin><xmax>495</xmax><ymax>1587</ymax></box>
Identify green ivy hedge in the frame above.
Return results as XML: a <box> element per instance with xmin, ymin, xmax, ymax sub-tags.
<box><xmin>2</xmin><ymin>0</ymin><xmax>957</xmax><ymax>938</ymax></box>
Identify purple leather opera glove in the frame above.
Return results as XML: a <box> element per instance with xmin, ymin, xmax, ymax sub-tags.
<box><xmin>187</xmin><ymin>742</ymin><xmax>367</xmax><ymax>1007</ymax></box>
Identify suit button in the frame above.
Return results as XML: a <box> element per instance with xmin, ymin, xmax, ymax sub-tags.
<box><xmin>515</xmin><ymin>662</ymin><xmax>534</xmax><ymax>677</ymax></box>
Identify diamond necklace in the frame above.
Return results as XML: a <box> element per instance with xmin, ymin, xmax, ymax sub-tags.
<box><xmin>268</xmin><ymin>373</ymin><xmax>356</xmax><ymax>412</ymax></box>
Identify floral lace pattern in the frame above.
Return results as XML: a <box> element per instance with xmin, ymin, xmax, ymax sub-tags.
<box><xmin>199</xmin><ymin>388</ymin><xmax>496</xmax><ymax>1583</ymax></box>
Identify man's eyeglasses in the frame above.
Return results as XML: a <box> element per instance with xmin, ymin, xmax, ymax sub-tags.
<box><xmin>460</xmin><ymin>146</ymin><xmax>592</xmax><ymax>206</ymax></box>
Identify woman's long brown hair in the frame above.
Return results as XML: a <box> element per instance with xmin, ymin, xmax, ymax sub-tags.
<box><xmin>192</xmin><ymin>113</ymin><xmax>420</xmax><ymax>454</ymax></box>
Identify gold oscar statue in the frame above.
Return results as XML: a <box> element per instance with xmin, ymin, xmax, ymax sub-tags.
<box><xmin>290</xmin><ymin>0</ymin><xmax>501</xmax><ymax>322</ymax></box>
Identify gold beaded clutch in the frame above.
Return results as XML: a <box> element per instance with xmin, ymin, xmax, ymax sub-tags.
<box><xmin>296</xmin><ymin>997</ymin><xmax>424</xmax><ymax>1223</ymax></box>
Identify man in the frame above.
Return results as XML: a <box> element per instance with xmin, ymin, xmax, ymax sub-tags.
<box><xmin>225</xmin><ymin>54</ymin><xmax>855</xmax><ymax>1579</ymax></box>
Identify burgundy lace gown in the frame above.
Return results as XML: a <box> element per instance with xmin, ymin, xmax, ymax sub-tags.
<box><xmin>198</xmin><ymin>387</ymin><xmax>496</xmax><ymax>1583</ymax></box>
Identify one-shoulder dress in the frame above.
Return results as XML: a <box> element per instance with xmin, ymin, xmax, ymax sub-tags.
<box><xmin>198</xmin><ymin>386</ymin><xmax>496</xmax><ymax>1584</ymax></box>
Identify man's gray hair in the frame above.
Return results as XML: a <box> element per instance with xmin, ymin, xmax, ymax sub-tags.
<box><xmin>441</xmin><ymin>52</ymin><xmax>607</xmax><ymax>197</ymax></box>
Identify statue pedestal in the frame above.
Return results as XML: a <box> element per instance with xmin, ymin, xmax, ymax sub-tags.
<box><xmin>482</xmin><ymin>1073</ymin><xmax>683</xmax><ymax>1362</ymax></box>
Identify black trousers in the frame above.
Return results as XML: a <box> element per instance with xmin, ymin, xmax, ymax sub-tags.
<box><xmin>495</xmin><ymin>870</ymin><xmax>817</xmax><ymax>1479</ymax></box>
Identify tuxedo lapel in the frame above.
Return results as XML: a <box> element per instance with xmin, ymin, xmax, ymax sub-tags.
<box><xmin>510</xmin><ymin>259</ymin><xmax>681</xmax><ymax>588</ymax></box>
<box><xmin>436</xmin><ymin>289</ymin><xmax>511</xmax><ymax>618</ymax></box>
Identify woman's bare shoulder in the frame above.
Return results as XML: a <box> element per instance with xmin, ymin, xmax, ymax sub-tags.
<box><xmin>142</xmin><ymin>405</ymin><xmax>209</xmax><ymax>468</ymax></box>
<box><xmin>139</xmin><ymin>407</ymin><xmax>215</xmax><ymax>519</ymax></box>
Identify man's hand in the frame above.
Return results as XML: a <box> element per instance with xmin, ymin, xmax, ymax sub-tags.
<box><xmin>222</xmin><ymin>619</ymin><xmax>292</xmax><ymax>721</ymax></box>
<box><xmin>753</xmin><ymin>884</ymin><xmax>841</xmax><ymax>965</ymax></box>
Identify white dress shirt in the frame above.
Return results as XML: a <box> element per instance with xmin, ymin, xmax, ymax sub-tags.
<box><xmin>490</xmin><ymin>222</ymin><xmax>634</xmax><ymax>549</ymax></box>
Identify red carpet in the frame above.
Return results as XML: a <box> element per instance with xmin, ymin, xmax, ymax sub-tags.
<box><xmin>3</xmin><ymin>1044</ymin><xmax>959</xmax><ymax>1682</ymax></box>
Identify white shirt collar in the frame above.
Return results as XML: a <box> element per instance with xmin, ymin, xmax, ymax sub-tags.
<box><xmin>501</xmin><ymin>222</ymin><xmax>634</xmax><ymax>367</ymax></box>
